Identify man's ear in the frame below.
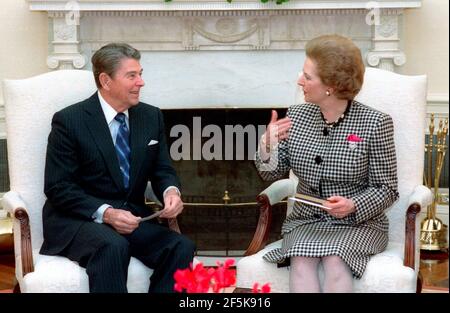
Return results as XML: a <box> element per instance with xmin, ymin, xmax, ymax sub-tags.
<box><xmin>99</xmin><ymin>73</ymin><xmax>111</xmax><ymax>90</ymax></box>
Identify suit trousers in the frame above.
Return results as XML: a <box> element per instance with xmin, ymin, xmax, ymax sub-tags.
<box><xmin>61</xmin><ymin>220</ymin><xmax>196</xmax><ymax>293</ymax></box>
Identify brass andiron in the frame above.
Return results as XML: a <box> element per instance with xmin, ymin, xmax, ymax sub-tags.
<box><xmin>420</xmin><ymin>115</ymin><xmax>449</xmax><ymax>251</ymax></box>
<box><xmin>223</xmin><ymin>191</ymin><xmax>231</xmax><ymax>204</ymax></box>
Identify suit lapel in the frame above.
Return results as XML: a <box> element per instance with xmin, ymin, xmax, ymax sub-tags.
<box><xmin>128</xmin><ymin>105</ymin><xmax>147</xmax><ymax>192</ymax></box>
<box><xmin>83</xmin><ymin>93</ymin><xmax>124</xmax><ymax>190</ymax></box>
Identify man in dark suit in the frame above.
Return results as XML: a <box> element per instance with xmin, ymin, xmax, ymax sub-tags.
<box><xmin>40</xmin><ymin>43</ymin><xmax>195</xmax><ymax>293</ymax></box>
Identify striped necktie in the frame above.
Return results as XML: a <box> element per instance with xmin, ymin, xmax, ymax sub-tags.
<box><xmin>114</xmin><ymin>113</ymin><xmax>130</xmax><ymax>189</ymax></box>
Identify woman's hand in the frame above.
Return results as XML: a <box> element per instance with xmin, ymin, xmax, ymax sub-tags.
<box><xmin>260</xmin><ymin>110</ymin><xmax>292</xmax><ymax>158</ymax></box>
<box><xmin>266</xmin><ymin>110</ymin><xmax>292</xmax><ymax>145</ymax></box>
<box><xmin>324</xmin><ymin>196</ymin><xmax>355</xmax><ymax>219</ymax></box>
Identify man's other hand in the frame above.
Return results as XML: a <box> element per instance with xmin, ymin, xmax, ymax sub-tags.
<box><xmin>103</xmin><ymin>207</ymin><xmax>140</xmax><ymax>234</ymax></box>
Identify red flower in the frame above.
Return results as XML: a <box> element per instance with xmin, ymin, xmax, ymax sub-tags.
<box><xmin>174</xmin><ymin>259</ymin><xmax>236</xmax><ymax>293</ymax></box>
<box><xmin>210</xmin><ymin>259</ymin><xmax>236</xmax><ymax>293</ymax></box>
<box><xmin>174</xmin><ymin>262</ymin><xmax>214</xmax><ymax>293</ymax></box>
<box><xmin>252</xmin><ymin>282</ymin><xmax>271</xmax><ymax>293</ymax></box>
<box><xmin>174</xmin><ymin>258</ymin><xmax>270</xmax><ymax>293</ymax></box>
<box><xmin>346</xmin><ymin>134</ymin><xmax>363</xmax><ymax>142</ymax></box>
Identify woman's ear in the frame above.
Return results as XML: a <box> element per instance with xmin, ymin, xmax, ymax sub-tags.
<box><xmin>326</xmin><ymin>86</ymin><xmax>336</xmax><ymax>96</ymax></box>
<box><xmin>99</xmin><ymin>73</ymin><xmax>111</xmax><ymax>90</ymax></box>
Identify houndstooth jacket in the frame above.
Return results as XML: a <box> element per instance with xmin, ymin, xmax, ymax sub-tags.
<box><xmin>255</xmin><ymin>101</ymin><xmax>399</xmax><ymax>235</ymax></box>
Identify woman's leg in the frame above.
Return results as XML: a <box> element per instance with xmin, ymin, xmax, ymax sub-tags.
<box><xmin>289</xmin><ymin>256</ymin><xmax>321</xmax><ymax>293</ymax></box>
<box><xmin>321</xmin><ymin>255</ymin><xmax>353</xmax><ymax>293</ymax></box>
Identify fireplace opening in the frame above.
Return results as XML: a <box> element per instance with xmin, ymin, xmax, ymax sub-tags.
<box><xmin>151</xmin><ymin>108</ymin><xmax>289</xmax><ymax>257</ymax></box>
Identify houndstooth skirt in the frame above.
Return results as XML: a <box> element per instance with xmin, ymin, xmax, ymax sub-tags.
<box><xmin>263</xmin><ymin>221</ymin><xmax>388</xmax><ymax>279</ymax></box>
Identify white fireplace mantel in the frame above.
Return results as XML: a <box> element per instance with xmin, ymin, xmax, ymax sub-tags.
<box><xmin>28</xmin><ymin>0</ymin><xmax>421</xmax><ymax>11</ymax></box>
<box><xmin>27</xmin><ymin>0</ymin><xmax>422</xmax><ymax>108</ymax></box>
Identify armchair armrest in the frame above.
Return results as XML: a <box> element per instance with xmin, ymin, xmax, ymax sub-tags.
<box><xmin>404</xmin><ymin>185</ymin><xmax>432</xmax><ymax>269</ymax></box>
<box><xmin>245</xmin><ymin>179</ymin><xmax>297</xmax><ymax>256</ymax></box>
<box><xmin>260</xmin><ymin>178</ymin><xmax>297</xmax><ymax>206</ymax></box>
<box><xmin>407</xmin><ymin>185</ymin><xmax>432</xmax><ymax>209</ymax></box>
<box><xmin>2</xmin><ymin>191</ymin><xmax>34</xmax><ymax>276</ymax></box>
<box><xmin>2</xmin><ymin>190</ymin><xmax>27</xmax><ymax>215</ymax></box>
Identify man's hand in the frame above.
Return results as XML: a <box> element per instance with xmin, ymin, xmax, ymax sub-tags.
<box><xmin>324</xmin><ymin>196</ymin><xmax>356</xmax><ymax>219</ymax></box>
<box><xmin>159</xmin><ymin>189</ymin><xmax>184</xmax><ymax>219</ymax></box>
<box><xmin>103</xmin><ymin>207</ymin><xmax>140</xmax><ymax>234</ymax></box>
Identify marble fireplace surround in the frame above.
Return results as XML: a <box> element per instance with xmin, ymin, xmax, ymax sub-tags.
<box><xmin>28</xmin><ymin>0</ymin><xmax>422</xmax><ymax>109</ymax></box>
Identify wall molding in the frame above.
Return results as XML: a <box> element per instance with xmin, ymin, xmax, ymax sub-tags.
<box><xmin>425</xmin><ymin>93</ymin><xmax>449</xmax><ymax>134</ymax></box>
<box><xmin>426</xmin><ymin>93</ymin><xmax>449</xmax><ymax>115</ymax></box>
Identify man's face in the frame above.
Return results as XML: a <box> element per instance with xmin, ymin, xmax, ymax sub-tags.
<box><xmin>108</xmin><ymin>58</ymin><xmax>145</xmax><ymax>109</ymax></box>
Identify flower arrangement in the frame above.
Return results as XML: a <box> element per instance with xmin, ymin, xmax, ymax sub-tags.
<box><xmin>174</xmin><ymin>259</ymin><xmax>270</xmax><ymax>293</ymax></box>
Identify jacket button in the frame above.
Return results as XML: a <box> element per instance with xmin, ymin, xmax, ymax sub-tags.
<box><xmin>315</xmin><ymin>155</ymin><xmax>323</xmax><ymax>165</ymax></box>
<box><xmin>313</xmin><ymin>213</ymin><xmax>321</xmax><ymax>219</ymax></box>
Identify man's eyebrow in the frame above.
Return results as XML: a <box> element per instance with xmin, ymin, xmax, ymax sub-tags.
<box><xmin>125</xmin><ymin>69</ymin><xmax>143</xmax><ymax>75</ymax></box>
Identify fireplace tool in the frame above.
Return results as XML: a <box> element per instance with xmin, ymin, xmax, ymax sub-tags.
<box><xmin>420</xmin><ymin>115</ymin><xmax>448</xmax><ymax>251</ymax></box>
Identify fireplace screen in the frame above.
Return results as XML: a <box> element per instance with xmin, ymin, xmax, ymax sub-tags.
<box><xmin>178</xmin><ymin>202</ymin><xmax>286</xmax><ymax>256</ymax></box>
<box><xmin>146</xmin><ymin>199</ymin><xmax>287</xmax><ymax>257</ymax></box>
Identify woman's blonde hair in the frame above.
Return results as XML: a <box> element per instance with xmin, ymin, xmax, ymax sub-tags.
<box><xmin>306</xmin><ymin>34</ymin><xmax>365</xmax><ymax>100</ymax></box>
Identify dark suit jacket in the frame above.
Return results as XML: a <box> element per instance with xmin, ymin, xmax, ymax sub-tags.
<box><xmin>40</xmin><ymin>93</ymin><xmax>180</xmax><ymax>255</ymax></box>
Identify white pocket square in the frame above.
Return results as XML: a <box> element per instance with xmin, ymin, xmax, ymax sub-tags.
<box><xmin>148</xmin><ymin>140</ymin><xmax>159</xmax><ymax>146</ymax></box>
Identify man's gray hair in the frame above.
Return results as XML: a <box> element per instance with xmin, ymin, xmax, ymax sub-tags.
<box><xmin>91</xmin><ymin>43</ymin><xmax>141</xmax><ymax>88</ymax></box>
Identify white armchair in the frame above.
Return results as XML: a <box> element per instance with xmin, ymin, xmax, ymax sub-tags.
<box><xmin>2</xmin><ymin>70</ymin><xmax>179</xmax><ymax>292</ymax></box>
<box><xmin>236</xmin><ymin>67</ymin><xmax>432</xmax><ymax>293</ymax></box>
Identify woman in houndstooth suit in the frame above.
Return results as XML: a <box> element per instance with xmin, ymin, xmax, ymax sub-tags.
<box><xmin>255</xmin><ymin>34</ymin><xmax>399</xmax><ymax>292</ymax></box>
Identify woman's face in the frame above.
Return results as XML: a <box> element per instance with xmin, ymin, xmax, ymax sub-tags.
<box><xmin>297</xmin><ymin>57</ymin><xmax>329</xmax><ymax>104</ymax></box>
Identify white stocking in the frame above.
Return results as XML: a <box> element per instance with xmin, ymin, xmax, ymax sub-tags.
<box><xmin>289</xmin><ymin>256</ymin><xmax>321</xmax><ymax>293</ymax></box>
<box><xmin>322</xmin><ymin>255</ymin><xmax>353</xmax><ymax>293</ymax></box>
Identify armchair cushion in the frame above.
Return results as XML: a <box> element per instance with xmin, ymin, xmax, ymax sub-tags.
<box><xmin>19</xmin><ymin>250</ymin><xmax>152</xmax><ymax>293</ymax></box>
<box><xmin>237</xmin><ymin>240</ymin><xmax>415</xmax><ymax>293</ymax></box>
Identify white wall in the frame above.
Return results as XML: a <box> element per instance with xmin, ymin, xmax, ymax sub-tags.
<box><xmin>400</xmin><ymin>0</ymin><xmax>449</xmax><ymax>116</ymax></box>
<box><xmin>0</xmin><ymin>0</ymin><xmax>48</xmax><ymax>137</ymax></box>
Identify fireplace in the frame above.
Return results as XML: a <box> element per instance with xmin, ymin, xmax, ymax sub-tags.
<box><xmin>157</xmin><ymin>108</ymin><xmax>288</xmax><ymax>256</ymax></box>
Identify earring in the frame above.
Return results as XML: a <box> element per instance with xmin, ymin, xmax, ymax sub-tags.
<box><xmin>326</xmin><ymin>90</ymin><xmax>330</xmax><ymax>96</ymax></box>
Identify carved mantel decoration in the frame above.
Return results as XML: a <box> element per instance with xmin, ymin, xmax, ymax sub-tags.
<box><xmin>29</xmin><ymin>0</ymin><xmax>421</xmax><ymax>72</ymax></box>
